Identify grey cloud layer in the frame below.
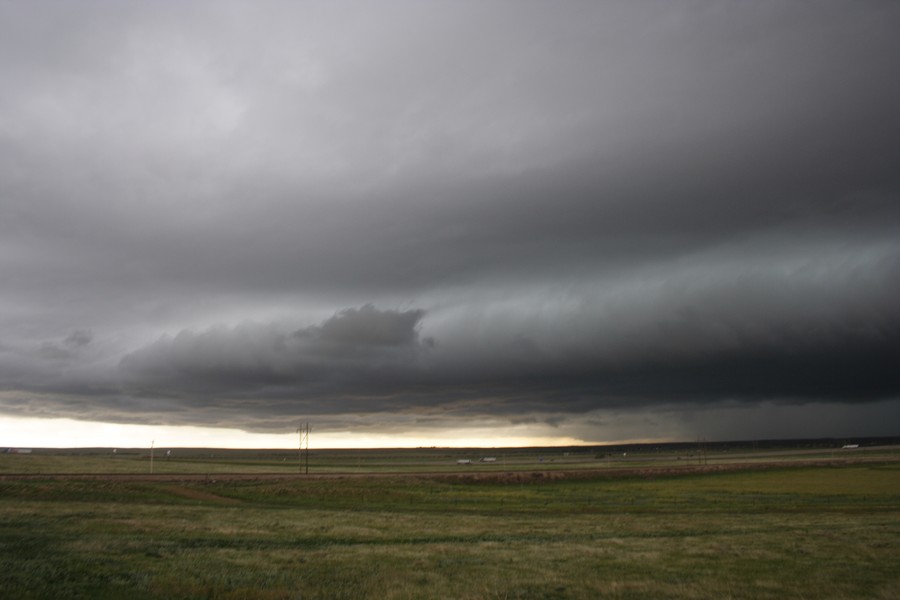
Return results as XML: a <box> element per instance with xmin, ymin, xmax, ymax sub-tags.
<box><xmin>108</xmin><ymin>246</ymin><xmax>898</xmax><ymax>427</ymax></box>
<box><xmin>1</xmin><ymin>1</ymin><xmax>899</xmax><ymax>437</ymax></box>
<box><xmin>120</xmin><ymin>306</ymin><xmax>428</xmax><ymax>393</ymax></box>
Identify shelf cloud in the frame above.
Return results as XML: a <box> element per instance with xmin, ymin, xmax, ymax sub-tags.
<box><xmin>1</xmin><ymin>1</ymin><xmax>899</xmax><ymax>442</ymax></box>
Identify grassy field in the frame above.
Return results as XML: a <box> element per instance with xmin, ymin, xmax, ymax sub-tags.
<box><xmin>1</xmin><ymin>454</ymin><xmax>898</xmax><ymax>599</ymax></box>
<box><xmin>3</xmin><ymin>443</ymin><xmax>897</xmax><ymax>475</ymax></box>
<box><xmin>1</xmin><ymin>446</ymin><xmax>644</xmax><ymax>475</ymax></box>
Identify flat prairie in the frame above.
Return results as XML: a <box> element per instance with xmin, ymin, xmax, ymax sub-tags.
<box><xmin>1</xmin><ymin>446</ymin><xmax>898</xmax><ymax>599</ymax></box>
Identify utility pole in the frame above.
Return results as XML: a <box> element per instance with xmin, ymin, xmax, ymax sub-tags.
<box><xmin>150</xmin><ymin>440</ymin><xmax>155</xmax><ymax>474</ymax></box>
<box><xmin>297</xmin><ymin>423</ymin><xmax>310</xmax><ymax>475</ymax></box>
<box><xmin>297</xmin><ymin>425</ymin><xmax>303</xmax><ymax>473</ymax></box>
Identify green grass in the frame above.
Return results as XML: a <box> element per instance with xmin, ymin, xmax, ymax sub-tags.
<box><xmin>0</xmin><ymin>445</ymin><xmax>642</xmax><ymax>472</ymax></box>
<box><xmin>1</xmin><ymin>463</ymin><xmax>898</xmax><ymax>598</ymax></box>
<box><xmin>5</xmin><ymin>444</ymin><xmax>897</xmax><ymax>476</ymax></box>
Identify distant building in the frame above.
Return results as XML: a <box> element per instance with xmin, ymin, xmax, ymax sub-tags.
<box><xmin>480</xmin><ymin>457</ymin><xmax>497</xmax><ymax>463</ymax></box>
<box><xmin>5</xmin><ymin>448</ymin><xmax>33</xmax><ymax>454</ymax></box>
<box><xmin>456</xmin><ymin>459</ymin><xmax>472</xmax><ymax>465</ymax></box>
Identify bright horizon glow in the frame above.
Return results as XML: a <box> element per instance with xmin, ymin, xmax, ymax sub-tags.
<box><xmin>0</xmin><ymin>416</ymin><xmax>659</xmax><ymax>449</ymax></box>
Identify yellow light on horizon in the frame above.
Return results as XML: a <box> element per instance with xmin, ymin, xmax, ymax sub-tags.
<box><xmin>0</xmin><ymin>416</ymin><xmax>619</xmax><ymax>449</ymax></box>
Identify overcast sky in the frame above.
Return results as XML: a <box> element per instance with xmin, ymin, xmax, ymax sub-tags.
<box><xmin>1</xmin><ymin>0</ymin><xmax>899</xmax><ymax>447</ymax></box>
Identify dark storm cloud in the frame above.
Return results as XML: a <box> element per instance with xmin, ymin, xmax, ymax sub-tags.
<box><xmin>119</xmin><ymin>306</ymin><xmax>428</xmax><ymax>394</ymax></box>
<box><xmin>1</xmin><ymin>1</ymin><xmax>899</xmax><ymax>438</ymax></box>
<box><xmin>105</xmin><ymin>239</ymin><xmax>899</xmax><ymax>429</ymax></box>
